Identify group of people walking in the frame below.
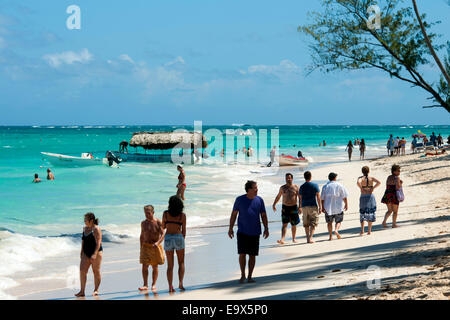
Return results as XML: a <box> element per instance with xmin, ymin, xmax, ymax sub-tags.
<box><xmin>74</xmin><ymin>163</ymin><xmax>404</xmax><ymax>296</ymax></box>
<box><xmin>387</xmin><ymin>135</ymin><xmax>407</xmax><ymax>156</ymax></box>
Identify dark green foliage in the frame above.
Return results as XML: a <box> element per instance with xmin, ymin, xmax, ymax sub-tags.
<box><xmin>298</xmin><ymin>0</ymin><xmax>449</xmax><ymax>112</ymax></box>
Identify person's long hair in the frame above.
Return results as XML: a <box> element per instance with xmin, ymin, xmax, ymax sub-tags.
<box><xmin>168</xmin><ymin>195</ymin><xmax>184</xmax><ymax>217</ymax></box>
<box><xmin>84</xmin><ymin>212</ymin><xmax>99</xmax><ymax>225</ymax></box>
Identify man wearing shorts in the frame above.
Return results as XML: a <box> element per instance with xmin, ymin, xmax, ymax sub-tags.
<box><xmin>272</xmin><ymin>173</ymin><xmax>300</xmax><ymax>245</ymax></box>
<box><xmin>321</xmin><ymin>172</ymin><xmax>348</xmax><ymax>241</ymax></box>
<box><xmin>139</xmin><ymin>205</ymin><xmax>166</xmax><ymax>293</ymax></box>
<box><xmin>229</xmin><ymin>181</ymin><xmax>269</xmax><ymax>283</ymax></box>
<box><xmin>298</xmin><ymin>171</ymin><xmax>322</xmax><ymax>243</ymax></box>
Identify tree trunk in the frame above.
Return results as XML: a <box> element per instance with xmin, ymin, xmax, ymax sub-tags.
<box><xmin>412</xmin><ymin>0</ymin><xmax>450</xmax><ymax>85</ymax></box>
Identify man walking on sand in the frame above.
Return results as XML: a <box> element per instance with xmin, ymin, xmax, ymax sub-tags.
<box><xmin>321</xmin><ymin>173</ymin><xmax>348</xmax><ymax>240</ymax></box>
<box><xmin>139</xmin><ymin>205</ymin><xmax>166</xmax><ymax>293</ymax></box>
<box><xmin>298</xmin><ymin>171</ymin><xmax>322</xmax><ymax>243</ymax></box>
<box><xmin>229</xmin><ymin>181</ymin><xmax>269</xmax><ymax>284</ymax></box>
<box><xmin>272</xmin><ymin>173</ymin><xmax>300</xmax><ymax>244</ymax></box>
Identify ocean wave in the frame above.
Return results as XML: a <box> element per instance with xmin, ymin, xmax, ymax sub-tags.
<box><xmin>0</xmin><ymin>230</ymin><xmax>79</xmax><ymax>279</ymax></box>
<box><xmin>57</xmin><ymin>230</ymin><xmax>130</xmax><ymax>243</ymax></box>
<box><xmin>2</xmin><ymin>146</ymin><xmax>12</xmax><ymax>148</ymax></box>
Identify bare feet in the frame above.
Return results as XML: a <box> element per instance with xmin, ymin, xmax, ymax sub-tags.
<box><xmin>239</xmin><ymin>277</ymin><xmax>246</xmax><ymax>284</ymax></box>
<box><xmin>328</xmin><ymin>236</ymin><xmax>333</xmax><ymax>241</ymax></box>
<box><xmin>93</xmin><ymin>291</ymin><xmax>98</xmax><ymax>296</ymax></box>
<box><xmin>179</xmin><ymin>285</ymin><xmax>185</xmax><ymax>291</ymax></box>
<box><xmin>247</xmin><ymin>278</ymin><xmax>256</xmax><ymax>283</ymax></box>
<box><xmin>169</xmin><ymin>286</ymin><xmax>176</xmax><ymax>293</ymax></box>
<box><xmin>359</xmin><ymin>232</ymin><xmax>364</xmax><ymax>236</ymax></box>
<box><xmin>277</xmin><ymin>240</ymin><xmax>285</xmax><ymax>245</ymax></box>
<box><xmin>367</xmin><ymin>231</ymin><xmax>371</xmax><ymax>235</ymax></box>
<box><xmin>382</xmin><ymin>221</ymin><xmax>388</xmax><ymax>228</ymax></box>
<box><xmin>392</xmin><ymin>224</ymin><xmax>399</xmax><ymax>228</ymax></box>
<box><xmin>292</xmin><ymin>239</ymin><xmax>297</xmax><ymax>243</ymax></box>
<box><xmin>75</xmin><ymin>291</ymin><xmax>85</xmax><ymax>297</ymax></box>
<box><xmin>334</xmin><ymin>231</ymin><xmax>341</xmax><ymax>239</ymax></box>
<box><xmin>309</xmin><ymin>239</ymin><xmax>315</xmax><ymax>243</ymax></box>
<box><xmin>138</xmin><ymin>286</ymin><xmax>148</xmax><ymax>291</ymax></box>
<box><xmin>151</xmin><ymin>285</ymin><xmax>157</xmax><ymax>293</ymax></box>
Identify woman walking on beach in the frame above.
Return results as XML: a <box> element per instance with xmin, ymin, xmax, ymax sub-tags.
<box><xmin>176</xmin><ymin>165</ymin><xmax>186</xmax><ymax>200</ymax></box>
<box><xmin>345</xmin><ymin>140</ymin><xmax>353</xmax><ymax>161</ymax></box>
<box><xmin>357</xmin><ymin>166</ymin><xmax>381</xmax><ymax>235</ymax></box>
<box><xmin>75</xmin><ymin>213</ymin><xmax>103</xmax><ymax>297</ymax></box>
<box><xmin>359</xmin><ymin>139</ymin><xmax>366</xmax><ymax>160</ymax></box>
<box><xmin>381</xmin><ymin>164</ymin><xmax>403</xmax><ymax>228</ymax></box>
<box><xmin>162</xmin><ymin>195</ymin><xmax>187</xmax><ymax>293</ymax></box>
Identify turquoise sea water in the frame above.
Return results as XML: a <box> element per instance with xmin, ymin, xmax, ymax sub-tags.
<box><xmin>0</xmin><ymin>124</ymin><xmax>448</xmax><ymax>297</ymax></box>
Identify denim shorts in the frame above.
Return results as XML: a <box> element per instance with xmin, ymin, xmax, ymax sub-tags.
<box><xmin>164</xmin><ymin>233</ymin><xmax>185</xmax><ymax>251</ymax></box>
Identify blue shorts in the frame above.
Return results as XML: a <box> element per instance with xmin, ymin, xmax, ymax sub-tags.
<box><xmin>164</xmin><ymin>233</ymin><xmax>185</xmax><ymax>251</ymax></box>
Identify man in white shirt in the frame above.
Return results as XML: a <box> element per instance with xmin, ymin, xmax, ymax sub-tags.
<box><xmin>321</xmin><ymin>172</ymin><xmax>348</xmax><ymax>240</ymax></box>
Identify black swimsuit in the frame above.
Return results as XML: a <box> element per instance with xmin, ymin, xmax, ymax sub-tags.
<box><xmin>82</xmin><ymin>229</ymin><xmax>103</xmax><ymax>258</ymax></box>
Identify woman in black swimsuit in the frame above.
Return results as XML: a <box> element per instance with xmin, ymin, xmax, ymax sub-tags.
<box><xmin>345</xmin><ymin>140</ymin><xmax>353</xmax><ymax>161</ymax></box>
<box><xmin>75</xmin><ymin>212</ymin><xmax>103</xmax><ymax>297</ymax></box>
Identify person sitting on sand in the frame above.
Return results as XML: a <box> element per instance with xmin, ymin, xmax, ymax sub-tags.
<box><xmin>162</xmin><ymin>196</ymin><xmax>186</xmax><ymax>293</ymax></box>
<box><xmin>272</xmin><ymin>173</ymin><xmax>300</xmax><ymax>245</ymax></box>
<box><xmin>381</xmin><ymin>164</ymin><xmax>403</xmax><ymax>228</ymax></box>
<box><xmin>139</xmin><ymin>205</ymin><xmax>166</xmax><ymax>293</ymax></box>
<box><xmin>176</xmin><ymin>165</ymin><xmax>186</xmax><ymax>200</ymax></box>
<box><xmin>298</xmin><ymin>171</ymin><xmax>321</xmax><ymax>244</ymax></box>
<box><xmin>297</xmin><ymin>150</ymin><xmax>303</xmax><ymax>158</ymax></box>
<box><xmin>75</xmin><ymin>212</ymin><xmax>103</xmax><ymax>297</ymax></box>
<box><xmin>32</xmin><ymin>173</ymin><xmax>41</xmax><ymax>183</ymax></box>
<box><xmin>321</xmin><ymin>173</ymin><xmax>348</xmax><ymax>240</ymax></box>
<box><xmin>229</xmin><ymin>181</ymin><xmax>269</xmax><ymax>284</ymax></box>
<box><xmin>357</xmin><ymin>166</ymin><xmax>381</xmax><ymax>236</ymax></box>
<box><xmin>47</xmin><ymin>169</ymin><xmax>55</xmax><ymax>180</ymax></box>
<box><xmin>345</xmin><ymin>140</ymin><xmax>353</xmax><ymax>161</ymax></box>
<box><xmin>359</xmin><ymin>139</ymin><xmax>366</xmax><ymax>160</ymax></box>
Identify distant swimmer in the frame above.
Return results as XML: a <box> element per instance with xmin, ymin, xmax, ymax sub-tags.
<box><xmin>273</xmin><ymin>173</ymin><xmax>300</xmax><ymax>245</ymax></box>
<box><xmin>119</xmin><ymin>141</ymin><xmax>128</xmax><ymax>153</ymax></box>
<box><xmin>176</xmin><ymin>165</ymin><xmax>186</xmax><ymax>200</ymax></box>
<box><xmin>47</xmin><ymin>169</ymin><xmax>55</xmax><ymax>180</ymax></box>
<box><xmin>323</xmin><ymin>140</ymin><xmax>326</xmax><ymax>147</ymax></box>
<box><xmin>33</xmin><ymin>173</ymin><xmax>41</xmax><ymax>183</ymax></box>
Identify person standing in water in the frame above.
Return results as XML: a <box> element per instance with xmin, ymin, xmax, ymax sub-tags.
<box><xmin>176</xmin><ymin>165</ymin><xmax>186</xmax><ymax>200</ymax></box>
<box><xmin>357</xmin><ymin>166</ymin><xmax>381</xmax><ymax>235</ymax></box>
<box><xmin>32</xmin><ymin>173</ymin><xmax>41</xmax><ymax>183</ymax></box>
<box><xmin>345</xmin><ymin>140</ymin><xmax>353</xmax><ymax>161</ymax></box>
<box><xmin>272</xmin><ymin>173</ymin><xmax>300</xmax><ymax>245</ymax></box>
<box><xmin>359</xmin><ymin>139</ymin><xmax>366</xmax><ymax>160</ymax></box>
<box><xmin>162</xmin><ymin>195</ymin><xmax>187</xmax><ymax>293</ymax></box>
<box><xmin>75</xmin><ymin>213</ymin><xmax>103</xmax><ymax>297</ymax></box>
<box><xmin>47</xmin><ymin>168</ymin><xmax>55</xmax><ymax>180</ymax></box>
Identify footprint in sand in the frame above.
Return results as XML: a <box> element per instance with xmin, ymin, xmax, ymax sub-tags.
<box><xmin>332</xmin><ymin>269</ymin><xmax>341</xmax><ymax>273</ymax></box>
<box><xmin>317</xmin><ymin>275</ymin><xmax>325</xmax><ymax>279</ymax></box>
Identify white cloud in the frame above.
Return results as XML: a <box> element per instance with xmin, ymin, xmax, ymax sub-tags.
<box><xmin>43</xmin><ymin>48</ymin><xmax>93</xmax><ymax>68</ymax></box>
<box><xmin>245</xmin><ymin>59</ymin><xmax>301</xmax><ymax>78</ymax></box>
<box><xmin>164</xmin><ymin>56</ymin><xmax>185</xmax><ymax>67</ymax></box>
<box><xmin>119</xmin><ymin>54</ymin><xmax>134</xmax><ymax>64</ymax></box>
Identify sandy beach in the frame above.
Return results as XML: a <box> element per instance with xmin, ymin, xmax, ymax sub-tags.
<box><xmin>7</xmin><ymin>150</ymin><xmax>449</xmax><ymax>300</ymax></box>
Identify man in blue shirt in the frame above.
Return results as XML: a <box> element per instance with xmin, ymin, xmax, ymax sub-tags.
<box><xmin>229</xmin><ymin>181</ymin><xmax>269</xmax><ymax>283</ymax></box>
<box><xmin>298</xmin><ymin>171</ymin><xmax>322</xmax><ymax>243</ymax></box>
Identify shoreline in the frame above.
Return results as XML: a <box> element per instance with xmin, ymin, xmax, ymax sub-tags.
<box><xmin>4</xmin><ymin>150</ymin><xmax>450</xmax><ymax>300</ymax></box>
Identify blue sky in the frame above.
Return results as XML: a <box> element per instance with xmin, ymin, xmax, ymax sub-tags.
<box><xmin>0</xmin><ymin>0</ymin><xmax>449</xmax><ymax>125</ymax></box>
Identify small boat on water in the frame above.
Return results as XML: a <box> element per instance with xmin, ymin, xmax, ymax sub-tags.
<box><xmin>110</xmin><ymin>131</ymin><xmax>208</xmax><ymax>164</ymax></box>
<box><xmin>41</xmin><ymin>152</ymin><xmax>103</xmax><ymax>167</ymax></box>
<box><xmin>279</xmin><ymin>154</ymin><xmax>308</xmax><ymax>166</ymax></box>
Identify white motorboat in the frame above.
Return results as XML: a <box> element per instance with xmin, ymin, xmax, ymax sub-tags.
<box><xmin>41</xmin><ymin>152</ymin><xmax>103</xmax><ymax>167</ymax></box>
<box><xmin>278</xmin><ymin>155</ymin><xmax>309</xmax><ymax>166</ymax></box>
